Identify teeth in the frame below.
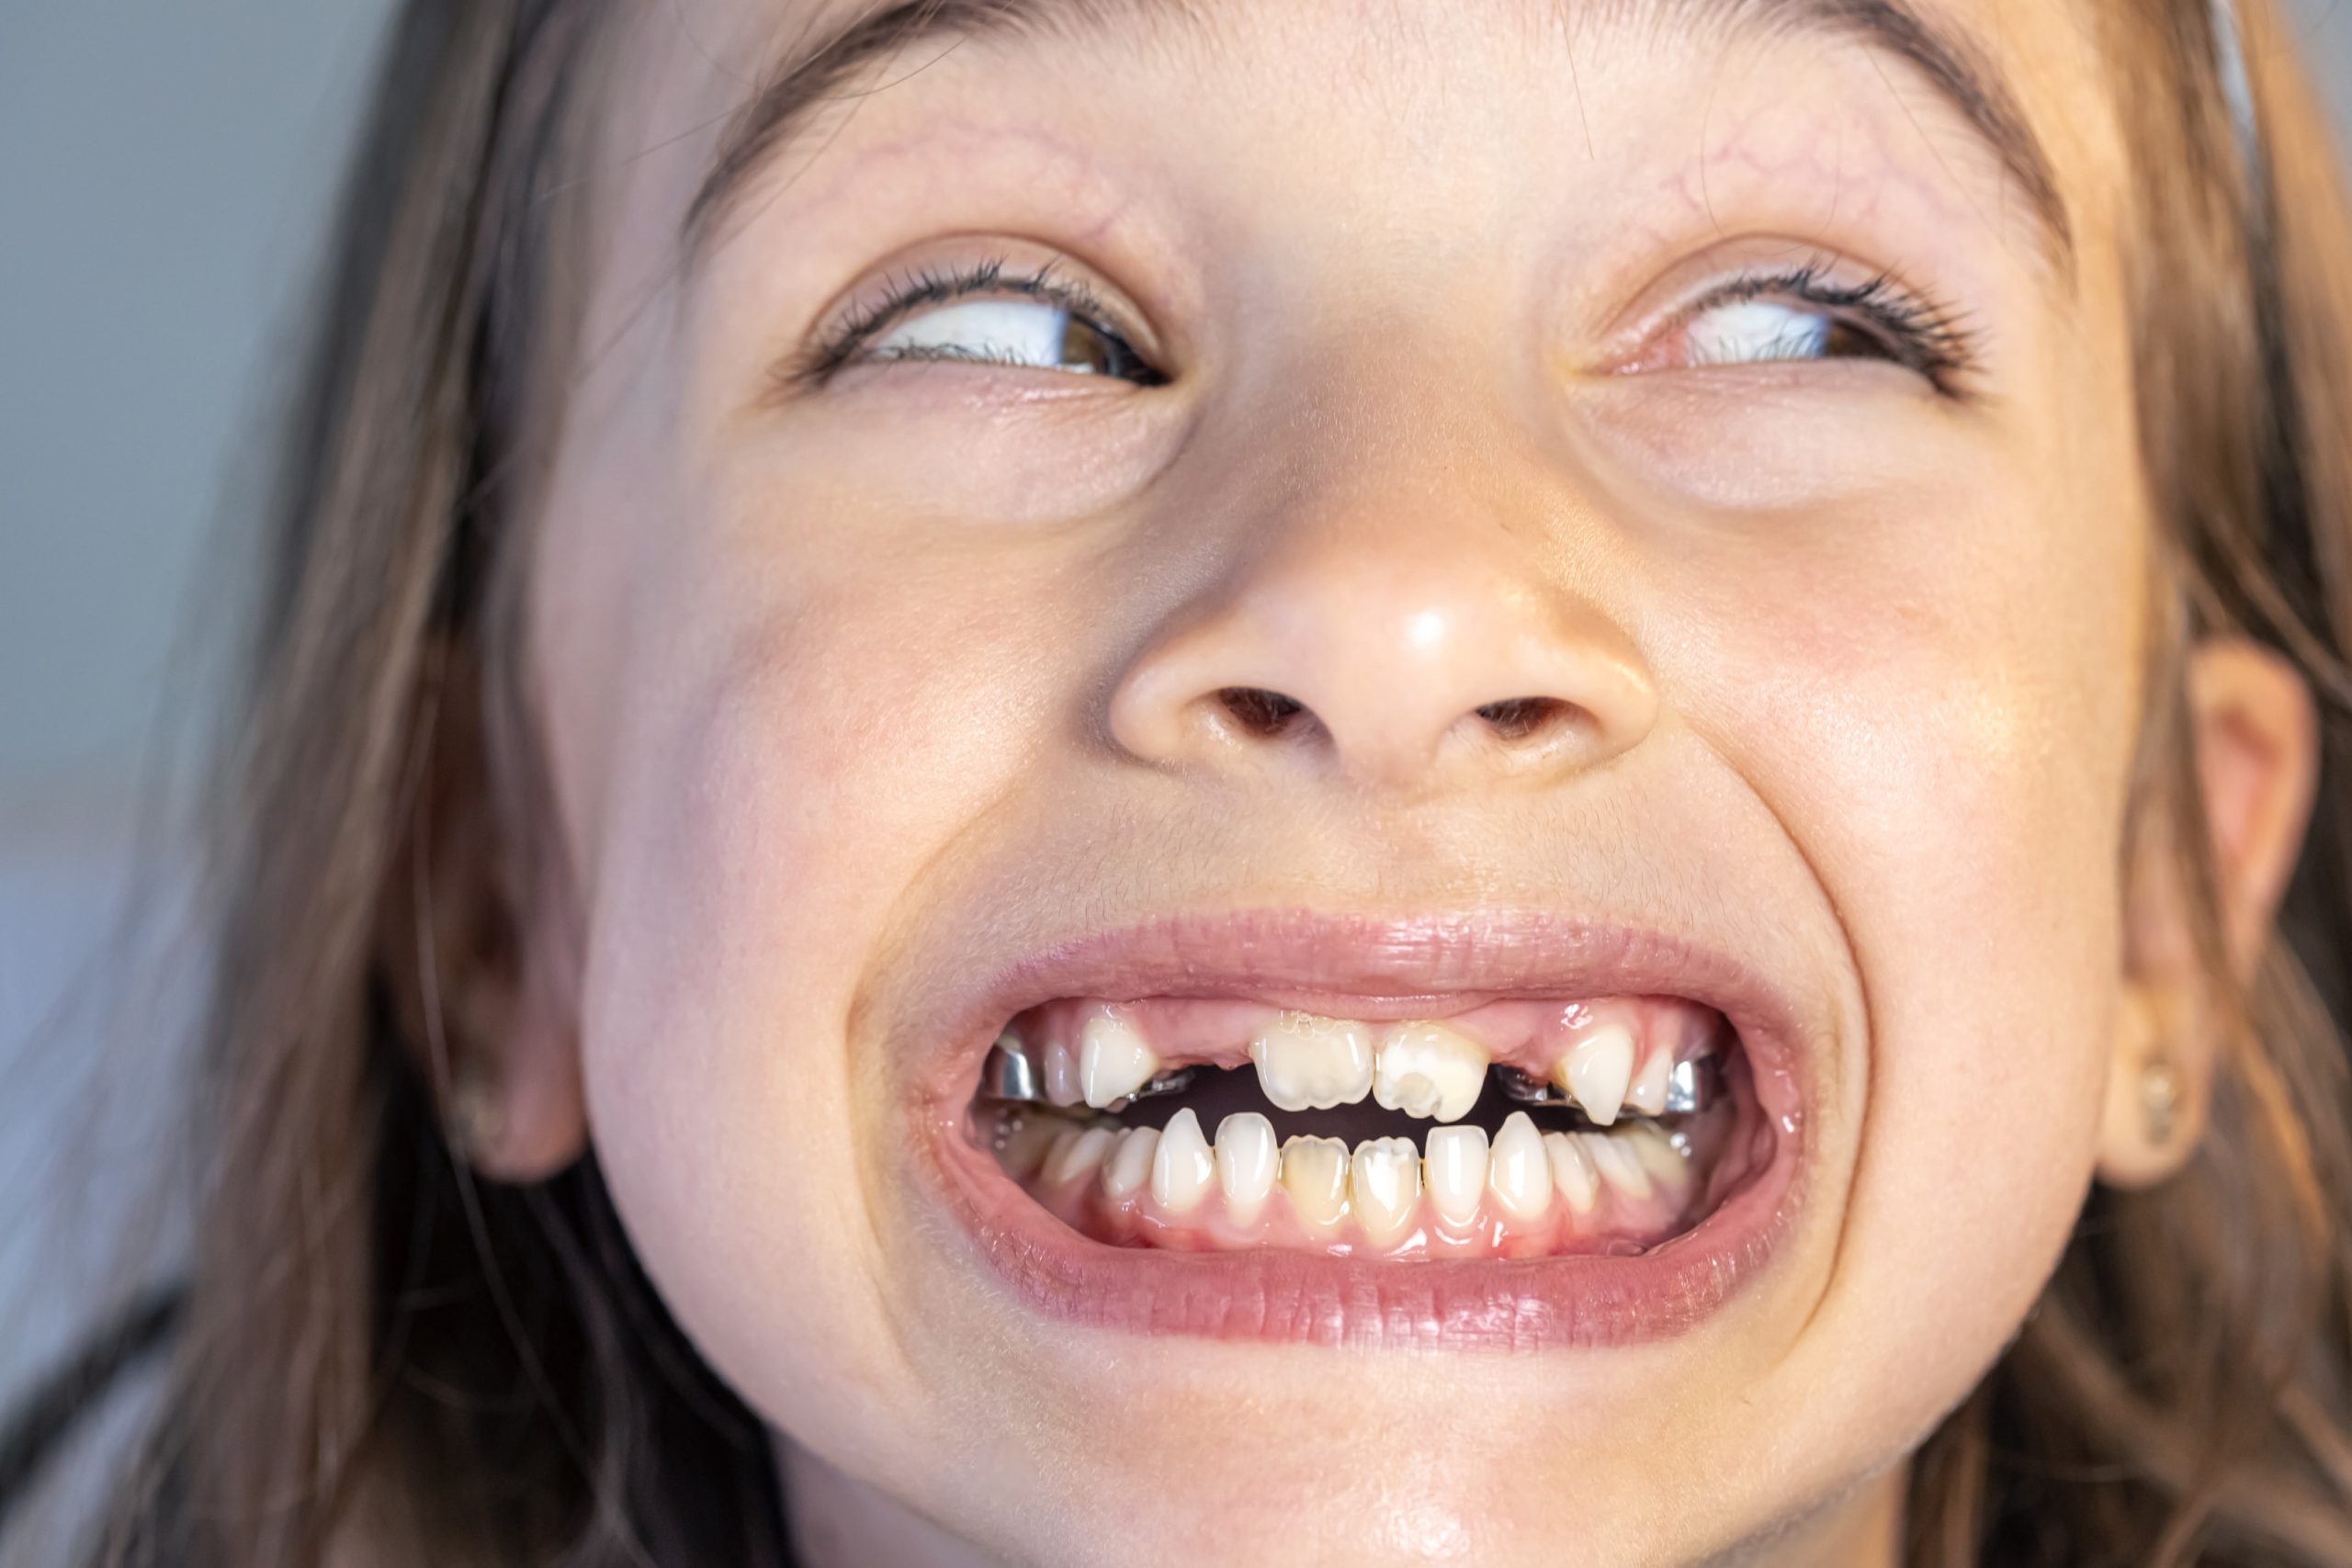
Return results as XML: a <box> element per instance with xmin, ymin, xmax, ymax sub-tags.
<box><xmin>1555</xmin><ymin>1023</ymin><xmax>1635</xmax><ymax>1126</ymax></box>
<box><xmin>1624</xmin><ymin>1124</ymin><xmax>1690</xmax><ymax>1190</ymax></box>
<box><xmin>1249</xmin><ymin>1011</ymin><xmax>1375</xmax><ymax>1111</ymax></box>
<box><xmin>1214</xmin><ymin>1112</ymin><xmax>1280</xmax><ymax>1224</ymax></box>
<box><xmin>1150</xmin><ymin>1107</ymin><xmax>1216</xmax><ymax>1213</ymax></box>
<box><xmin>1372</xmin><ymin>1021</ymin><xmax>1489</xmax><ymax>1123</ymax></box>
<box><xmin>993</xmin><ymin>1111</ymin><xmax>1064</xmax><ymax>1180</ymax></box>
<box><xmin>1041</xmin><ymin>1039</ymin><xmax>1082</xmax><ymax>1108</ymax></box>
<box><xmin>1543</xmin><ymin>1131</ymin><xmax>1600</xmax><ymax>1214</ymax></box>
<box><xmin>1080</xmin><ymin>1010</ymin><xmax>1161</xmax><ymax>1109</ymax></box>
<box><xmin>1425</xmin><ymin>1124</ymin><xmax>1489</xmax><ymax>1226</ymax></box>
<box><xmin>1586</xmin><ymin>1131</ymin><xmax>1654</xmax><ymax>1201</ymax></box>
<box><xmin>1046</xmin><ymin>1126</ymin><xmax>1116</xmax><ymax>1186</ymax></box>
<box><xmin>1280</xmin><ymin>1135</ymin><xmax>1351</xmax><ymax>1233</ymax></box>
<box><xmin>1625</xmin><ymin>1043</ymin><xmax>1674</xmax><ymax>1117</ymax></box>
<box><xmin>1350</xmin><ymin>1137</ymin><xmax>1422</xmax><ymax>1246</ymax></box>
<box><xmin>1486</xmin><ymin>1111</ymin><xmax>1553</xmax><ymax>1223</ymax></box>
<box><xmin>1102</xmin><ymin>1126</ymin><xmax>1159</xmax><ymax>1200</ymax></box>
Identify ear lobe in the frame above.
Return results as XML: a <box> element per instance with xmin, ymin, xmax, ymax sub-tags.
<box><xmin>2187</xmin><ymin>637</ymin><xmax>2321</xmax><ymax>976</ymax></box>
<box><xmin>379</xmin><ymin>641</ymin><xmax>588</xmax><ymax>1183</ymax></box>
<box><xmin>2098</xmin><ymin>637</ymin><xmax>2318</xmax><ymax>1189</ymax></box>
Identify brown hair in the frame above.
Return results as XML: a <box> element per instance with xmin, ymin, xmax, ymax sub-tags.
<box><xmin>6</xmin><ymin>0</ymin><xmax>2352</xmax><ymax>1562</ymax></box>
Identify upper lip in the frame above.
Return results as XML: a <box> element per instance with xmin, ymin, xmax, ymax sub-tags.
<box><xmin>908</xmin><ymin>908</ymin><xmax>1814</xmax><ymax>1116</ymax></box>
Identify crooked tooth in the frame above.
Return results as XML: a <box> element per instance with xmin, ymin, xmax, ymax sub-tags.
<box><xmin>1280</xmin><ymin>1135</ymin><xmax>1351</xmax><ymax>1233</ymax></box>
<box><xmin>1625</xmin><ymin>1043</ymin><xmax>1674</xmax><ymax>1117</ymax></box>
<box><xmin>1080</xmin><ymin>1011</ymin><xmax>1160</xmax><ymax>1109</ymax></box>
<box><xmin>1555</xmin><ymin>1023</ymin><xmax>1634</xmax><ymax>1126</ymax></box>
<box><xmin>1585</xmin><ymin>1131</ymin><xmax>1654</xmax><ymax>1201</ymax></box>
<box><xmin>1046</xmin><ymin>1126</ymin><xmax>1116</xmax><ymax>1186</ymax></box>
<box><xmin>1102</xmin><ymin>1126</ymin><xmax>1159</xmax><ymax>1200</ymax></box>
<box><xmin>1373</xmin><ymin>1021</ymin><xmax>1489</xmax><ymax>1123</ymax></box>
<box><xmin>1150</xmin><ymin>1107</ymin><xmax>1216</xmax><ymax>1213</ymax></box>
<box><xmin>1042</xmin><ymin>1039</ymin><xmax>1082</xmax><ymax>1108</ymax></box>
<box><xmin>1543</xmin><ymin>1130</ymin><xmax>1600</xmax><ymax>1215</ymax></box>
<box><xmin>1351</xmin><ymin>1137</ymin><xmax>1421</xmax><ymax>1246</ymax></box>
<box><xmin>1425</xmin><ymin>1124</ymin><xmax>1489</xmax><ymax>1226</ymax></box>
<box><xmin>1487</xmin><ymin>1111</ymin><xmax>1553</xmax><ymax>1224</ymax></box>
<box><xmin>1249</xmin><ymin>1011</ymin><xmax>1375</xmax><ymax>1111</ymax></box>
<box><xmin>1214</xmin><ymin>1112</ymin><xmax>1279</xmax><ymax>1224</ymax></box>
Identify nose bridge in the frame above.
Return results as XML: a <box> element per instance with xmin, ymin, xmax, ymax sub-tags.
<box><xmin>1106</xmin><ymin>398</ymin><xmax>1659</xmax><ymax>791</ymax></box>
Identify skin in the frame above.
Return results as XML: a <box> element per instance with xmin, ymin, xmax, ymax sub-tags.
<box><xmin>419</xmin><ymin>1</ymin><xmax>2322</xmax><ymax>1562</ymax></box>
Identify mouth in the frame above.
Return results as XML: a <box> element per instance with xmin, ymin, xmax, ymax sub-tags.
<box><xmin>913</xmin><ymin>913</ymin><xmax>1811</xmax><ymax>1349</ymax></box>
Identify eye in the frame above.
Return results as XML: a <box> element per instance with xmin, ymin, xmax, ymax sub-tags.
<box><xmin>867</xmin><ymin>297</ymin><xmax>1158</xmax><ymax>381</ymax></box>
<box><xmin>1646</xmin><ymin>265</ymin><xmax>1977</xmax><ymax>394</ymax></box>
<box><xmin>794</xmin><ymin>257</ymin><xmax>1167</xmax><ymax>389</ymax></box>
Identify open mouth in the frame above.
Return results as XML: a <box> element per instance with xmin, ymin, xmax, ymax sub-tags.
<box><xmin>918</xmin><ymin>915</ymin><xmax>1811</xmax><ymax>1348</ymax></box>
<box><xmin>976</xmin><ymin>995</ymin><xmax>1762</xmax><ymax>1258</ymax></box>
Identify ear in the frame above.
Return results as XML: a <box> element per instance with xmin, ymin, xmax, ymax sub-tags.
<box><xmin>379</xmin><ymin>640</ymin><xmax>588</xmax><ymax>1183</ymax></box>
<box><xmin>2102</xmin><ymin>637</ymin><xmax>2319</xmax><ymax>1187</ymax></box>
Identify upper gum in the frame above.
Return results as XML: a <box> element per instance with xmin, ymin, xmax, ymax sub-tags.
<box><xmin>1016</xmin><ymin>993</ymin><xmax>1721</xmax><ymax>1077</ymax></box>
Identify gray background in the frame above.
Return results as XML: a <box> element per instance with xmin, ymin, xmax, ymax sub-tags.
<box><xmin>0</xmin><ymin>0</ymin><xmax>2348</xmax><ymax>1508</ymax></box>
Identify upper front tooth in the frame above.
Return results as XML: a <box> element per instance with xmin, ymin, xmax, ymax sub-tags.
<box><xmin>1214</xmin><ymin>1112</ymin><xmax>1279</xmax><ymax>1224</ymax></box>
<box><xmin>1150</xmin><ymin>1107</ymin><xmax>1216</xmax><ymax>1213</ymax></box>
<box><xmin>1555</xmin><ymin>1023</ymin><xmax>1634</xmax><ymax>1126</ymax></box>
<box><xmin>1280</xmin><ymin>1135</ymin><xmax>1351</xmax><ymax>1233</ymax></box>
<box><xmin>1042</xmin><ymin>1038</ymin><xmax>1083</xmax><ymax>1107</ymax></box>
<box><xmin>1351</xmin><ymin>1137</ymin><xmax>1421</xmax><ymax>1246</ymax></box>
<box><xmin>1487</xmin><ymin>1111</ymin><xmax>1553</xmax><ymax>1223</ymax></box>
<box><xmin>1080</xmin><ymin>1011</ymin><xmax>1160</xmax><ymax>1109</ymax></box>
<box><xmin>1373</xmin><ymin>1021</ymin><xmax>1489</xmax><ymax>1123</ymax></box>
<box><xmin>1425</xmin><ymin>1124</ymin><xmax>1489</xmax><ymax>1226</ymax></box>
<box><xmin>1249</xmin><ymin>1011</ymin><xmax>1375</xmax><ymax>1111</ymax></box>
<box><xmin>1625</xmin><ymin>1043</ymin><xmax>1674</xmax><ymax>1117</ymax></box>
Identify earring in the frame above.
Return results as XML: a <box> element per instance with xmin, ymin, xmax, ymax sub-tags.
<box><xmin>2140</xmin><ymin>1055</ymin><xmax>2183</xmax><ymax>1146</ymax></box>
<box><xmin>447</xmin><ymin>1062</ymin><xmax>507</xmax><ymax>1164</ymax></box>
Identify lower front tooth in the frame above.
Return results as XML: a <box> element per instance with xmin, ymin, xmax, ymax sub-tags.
<box><xmin>1487</xmin><ymin>1111</ymin><xmax>1553</xmax><ymax>1223</ymax></box>
<box><xmin>1102</xmin><ymin>1126</ymin><xmax>1159</xmax><ymax>1200</ymax></box>
<box><xmin>1424</xmin><ymin>1124</ymin><xmax>1489</xmax><ymax>1226</ymax></box>
<box><xmin>1080</xmin><ymin>1010</ymin><xmax>1161</xmax><ymax>1109</ymax></box>
<box><xmin>1151</xmin><ymin>1107</ymin><xmax>1216</xmax><ymax>1213</ymax></box>
<box><xmin>1214</xmin><ymin>1112</ymin><xmax>1279</xmax><ymax>1224</ymax></box>
<box><xmin>1280</xmin><ymin>1135</ymin><xmax>1351</xmax><ymax>1233</ymax></box>
<box><xmin>1543</xmin><ymin>1131</ymin><xmax>1600</xmax><ymax>1215</ymax></box>
<box><xmin>1351</xmin><ymin>1137</ymin><xmax>1421</xmax><ymax>1247</ymax></box>
<box><xmin>1046</xmin><ymin>1126</ymin><xmax>1116</xmax><ymax>1186</ymax></box>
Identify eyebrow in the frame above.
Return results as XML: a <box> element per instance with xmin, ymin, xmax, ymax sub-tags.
<box><xmin>680</xmin><ymin>0</ymin><xmax>2073</xmax><ymax>273</ymax></box>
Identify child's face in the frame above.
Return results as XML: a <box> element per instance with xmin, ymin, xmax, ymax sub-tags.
<box><xmin>491</xmin><ymin>0</ymin><xmax>2284</xmax><ymax>1560</ymax></box>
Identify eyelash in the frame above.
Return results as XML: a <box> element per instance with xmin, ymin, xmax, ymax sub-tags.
<box><xmin>786</xmin><ymin>255</ymin><xmax>1979</xmax><ymax>393</ymax></box>
<box><xmin>788</xmin><ymin>258</ymin><xmax>1162</xmax><ymax>388</ymax></box>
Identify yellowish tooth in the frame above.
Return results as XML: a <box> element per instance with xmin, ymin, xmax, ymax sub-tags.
<box><xmin>1080</xmin><ymin>1010</ymin><xmax>1160</xmax><ymax>1109</ymax></box>
<box><xmin>1042</xmin><ymin>1039</ymin><xmax>1082</xmax><ymax>1108</ymax></box>
<box><xmin>1373</xmin><ymin>1021</ymin><xmax>1489</xmax><ymax>1123</ymax></box>
<box><xmin>1351</xmin><ymin>1137</ymin><xmax>1421</xmax><ymax>1247</ymax></box>
<box><xmin>994</xmin><ymin>1112</ymin><xmax>1065</xmax><ymax>1181</ymax></box>
<box><xmin>1150</xmin><ymin>1107</ymin><xmax>1216</xmax><ymax>1213</ymax></box>
<box><xmin>1585</xmin><ymin>1131</ymin><xmax>1654</xmax><ymax>1201</ymax></box>
<box><xmin>1102</xmin><ymin>1126</ymin><xmax>1159</xmax><ymax>1200</ymax></box>
<box><xmin>1280</xmin><ymin>1135</ymin><xmax>1351</xmax><ymax>1233</ymax></box>
<box><xmin>1425</xmin><ymin>1124</ymin><xmax>1489</xmax><ymax>1226</ymax></box>
<box><xmin>1214</xmin><ymin>1112</ymin><xmax>1280</xmax><ymax>1224</ymax></box>
<box><xmin>1249</xmin><ymin>1011</ymin><xmax>1375</xmax><ymax>1111</ymax></box>
<box><xmin>1555</xmin><ymin>1023</ymin><xmax>1635</xmax><ymax>1126</ymax></box>
<box><xmin>1046</xmin><ymin>1126</ymin><xmax>1116</xmax><ymax>1186</ymax></box>
<box><xmin>1487</xmin><ymin>1111</ymin><xmax>1554</xmax><ymax>1224</ymax></box>
<box><xmin>1543</xmin><ymin>1131</ymin><xmax>1600</xmax><ymax>1215</ymax></box>
<box><xmin>1625</xmin><ymin>1124</ymin><xmax>1690</xmax><ymax>1190</ymax></box>
<box><xmin>1625</xmin><ymin>1042</ymin><xmax>1675</xmax><ymax>1117</ymax></box>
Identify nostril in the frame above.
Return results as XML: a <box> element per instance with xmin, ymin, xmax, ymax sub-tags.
<box><xmin>1473</xmin><ymin>696</ymin><xmax>1574</xmax><ymax>742</ymax></box>
<box><xmin>1216</xmin><ymin>686</ymin><xmax>1307</xmax><ymax>738</ymax></box>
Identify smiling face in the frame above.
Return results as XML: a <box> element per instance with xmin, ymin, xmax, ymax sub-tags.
<box><xmin>497</xmin><ymin>0</ymin><xmax>2172</xmax><ymax>1560</ymax></box>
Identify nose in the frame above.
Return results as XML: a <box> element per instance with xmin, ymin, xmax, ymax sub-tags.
<box><xmin>1107</xmin><ymin>507</ymin><xmax>1658</xmax><ymax>793</ymax></box>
